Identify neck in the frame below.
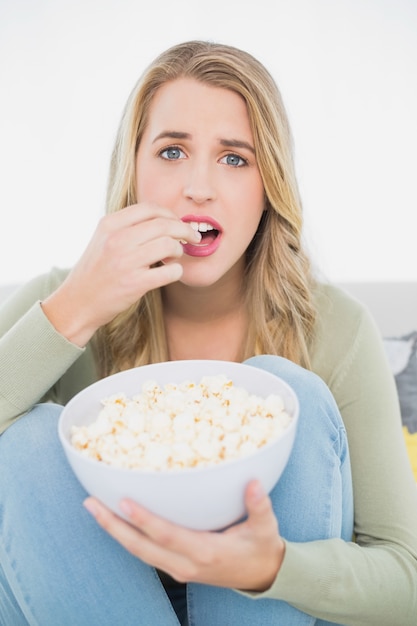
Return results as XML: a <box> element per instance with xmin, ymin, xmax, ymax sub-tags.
<box><xmin>162</xmin><ymin>276</ymin><xmax>244</xmax><ymax>322</ymax></box>
<box><xmin>161</xmin><ymin>277</ymin><xmax>248</xmax><ymax>362</ymax></box>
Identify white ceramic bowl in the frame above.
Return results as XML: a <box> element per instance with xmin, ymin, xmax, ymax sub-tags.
<box><xmin>58</xmin><ymin>360</ymin><xmax>299</xmax><ymax>530</ymax></box>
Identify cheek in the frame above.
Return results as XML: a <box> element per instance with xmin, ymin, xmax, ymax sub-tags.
<box><xmin>136</xmin><ymin>160</ymin><xmax>157</xmax><ymax>203</ymax></box>
<box><xmin>136</xmin><ymin>162</ymin><xmax>180</xmax><ymax>205</ymax></box>
<box><xmin>245</xmin><ymin>197</ymin><xmax>266</xmax><ymax>242</ymax></box>
<box><xmin>236</xmin><ymin>174</ymin><xmax>265</xmax><ymax>212</ymax></box>
<box><xmin>136</xmin><ymin>178</ymin><xmax>153</xmax><ymax>203</ymax></box>
<box><xmin>240</xmin><ymin>188</ymin><xmax>265</xmax><ymax>231</ymax></box>
<box><xmin>232</xmin><ymin>208</ymin><xmax>265</xmax><ymax>251</ymax></box>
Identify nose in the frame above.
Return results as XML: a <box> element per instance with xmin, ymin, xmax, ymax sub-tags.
<box><xmin>183</xmin><ymin>160</ymin><xmax>216</xmax><ymax>204</ymax></box>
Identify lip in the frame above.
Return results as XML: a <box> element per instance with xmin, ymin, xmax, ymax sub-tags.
<box><xmin>181</xmin><ymin>215</ymin><xmax>223</xmax><ymax>257</ymax></box>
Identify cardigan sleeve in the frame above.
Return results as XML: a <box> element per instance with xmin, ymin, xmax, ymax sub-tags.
<box><xmin>0</xmin><ymin>269</ymin><xmax>85</xmax><ymax>433</ymax></box>
<box><xmin>240</xmin><ymin>287</ymin><xmax>417</xmax><ymax>625</ymax></box>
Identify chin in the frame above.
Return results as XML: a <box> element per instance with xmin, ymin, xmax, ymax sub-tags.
<box><xmin>178</xmin><ymin>275</ymin><xmax>221</xmax><ymax>289</ymax></box>
<box><xmin>178</xmin><ymin>256</ymin><xmax>244</xmax><ymax>290</ymax></box>
<box><xmin>177</xmin><ymin>265</ymin><xmax>226</xmax><ymax>288</ymax></box>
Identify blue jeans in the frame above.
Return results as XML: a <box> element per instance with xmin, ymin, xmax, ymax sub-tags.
<box><xmin>0</xmin><ymin>356</ymin><xmax>353</xmax><ymax>625</ymax></box>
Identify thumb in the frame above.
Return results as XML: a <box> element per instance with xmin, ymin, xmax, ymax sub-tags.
<box><xmin>245</xmin><ymin>480</ymin><xmax>274</xmax><ymax>523</ymax></box>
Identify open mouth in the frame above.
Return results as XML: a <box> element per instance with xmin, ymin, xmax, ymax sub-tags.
<box><xmin>188</xmin><ymin>221</ymin><xmax>220</xmax><ymax>246</ymax></box>
<box><xmin>181</xmin><ymin>216</ymin><xmax>222</xmax><ymax>257</ymax></box>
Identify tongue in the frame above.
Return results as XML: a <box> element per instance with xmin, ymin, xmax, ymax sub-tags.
<box><xmin>199</xmin><ymin>231</ymin><xmax>217</xmax><ymax>245</ymax></box>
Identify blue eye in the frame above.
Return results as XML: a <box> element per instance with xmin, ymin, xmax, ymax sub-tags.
<box><xmin>221</xmin><ymin>153</ymin><xmax>247</xmax><ymax>167</ymax></box>
<box><xmin>160</xmin><ymin>146</ymin><xmax>184</xmax><ymax>160</ymax></box>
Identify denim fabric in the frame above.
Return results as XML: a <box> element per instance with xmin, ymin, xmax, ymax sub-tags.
<box><xmin>0</xmin><ymin>356</ymin><xmax>353</xmax><ymax>625</ymax></box>
<box><xmin>187</xmin><ymin>356</ymin><xmax>353</xmax><ymax>626</ymax></box>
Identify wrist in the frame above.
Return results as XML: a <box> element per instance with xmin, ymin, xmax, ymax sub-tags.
<box><xmin>41</xmin><ymin>287</ymin><xmax>98</xmax><ymax>348</ymax></box>
<box><xmin>251</xmin><ymin>537</ymin><xmax>286</xmax><ymax>592</ymax></box>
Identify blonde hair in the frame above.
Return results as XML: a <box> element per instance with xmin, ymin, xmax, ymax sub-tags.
<box><xmin>95</xmin><ymin>40</ymin><xmax>316</xmax><ymax>376</ymax></box>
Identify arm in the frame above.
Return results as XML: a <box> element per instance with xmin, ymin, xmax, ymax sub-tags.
<box><xmin>0</xmin><ymin>205</ymin><xmax>201</xmax><ymax>433</ymax></box>
<box><xmin>0</xmin><ymin>270</ymin><xmax>84</xmax><ymax>433</ymax></box>
<box><xmin>255</xmin><ymin>294</ymin><xmax>417</xmax><ymax>624</ymax></box>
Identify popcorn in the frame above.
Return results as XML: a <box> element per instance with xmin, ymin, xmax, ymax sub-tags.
<box><xmin>70</xmin><ymin>374</ymin><xmax>292</xmax><ymax>471</ymax></box>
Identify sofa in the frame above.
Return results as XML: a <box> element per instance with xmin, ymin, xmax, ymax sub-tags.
<box><xmin>1</xmin><ymin>280</ymin><xmax>416</xmax><ymax>479</ymax></box>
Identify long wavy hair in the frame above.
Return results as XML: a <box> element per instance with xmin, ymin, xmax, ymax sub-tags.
<box><xmin>95</xmin><ymin>40</ymin><xmax>317</xmax><ymax>376</ymax></box>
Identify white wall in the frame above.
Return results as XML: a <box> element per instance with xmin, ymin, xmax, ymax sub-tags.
<box><xmin>1</xmin><ymin>0</ymin><xmax>416</xmax><ymax>285</ymax></box>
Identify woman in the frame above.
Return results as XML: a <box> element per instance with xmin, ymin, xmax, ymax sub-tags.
<box><xmin>0</xmin><ymin>40</ymin><xmax>416</xmax><ymax>625</ymax></box>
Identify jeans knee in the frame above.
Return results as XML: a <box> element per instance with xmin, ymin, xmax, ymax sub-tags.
<box><xmin>245</xmin><ymin>355</ymin><xmax>345</xmax><ymax>438</ymax></box>
<box><xmin>0</xmin><ymin>404</ymin><xmax>63</xmax><ymax>470</ymax></box>
<box><xmin>245</xmin><ymin>354</ymin><xmax>331</xmax><ymax>400</ymax></box>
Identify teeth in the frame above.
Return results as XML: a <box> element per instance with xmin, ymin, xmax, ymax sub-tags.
<box><xmin>189</xmin><ymin>221</ymin><xmax>215</xmax><ymax>233</ymax></box>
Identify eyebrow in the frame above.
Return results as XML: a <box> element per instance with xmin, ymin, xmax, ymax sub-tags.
<box><xmin>152</xmin><ymin>131</ymin><xmax>191</xmax><ymax>143</ymax></box>
<box><xmin>152</xmin><ymin>131</ymin><xmax>255</xmax><ymax>154</ymax></box>
<box><xmin>219</xmin><ymin>138</ymin><xmax>255</xmax><ymax>154</ymax></box>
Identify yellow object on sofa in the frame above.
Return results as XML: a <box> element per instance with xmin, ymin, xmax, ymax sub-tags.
<box><xmin>403</xmin><ymin>427</ymin><xmax>417</xmax><ymax>482</ymax></box>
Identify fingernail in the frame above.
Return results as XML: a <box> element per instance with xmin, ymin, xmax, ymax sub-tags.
<box><xmin>252</xmin><ymin>481</ymin><xmax>265</xmax><ymax>502</ymax></box>
<box><xmin>119</xmin><ymin>499</ymin><xmax>133</xmax><ymax>517</ymax></box>
<box><xmin>83</xmin><ymin>498</ymin><xmax>98</xmax><ymax>517</ymax></box>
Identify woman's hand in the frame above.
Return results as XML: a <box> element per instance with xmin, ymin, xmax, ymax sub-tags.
<box><xmin>83</xmin><ymin>480</ymin><xmax>285</xmax><ymax>592</ymax></box>
<box><xmin>41</xmin><ymin>204</ymin><xmax>201</xmax><ymax>346</ymax></box>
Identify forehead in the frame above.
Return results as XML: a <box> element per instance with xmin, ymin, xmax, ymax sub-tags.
<box><xmin>144</xmin><ymin>78</ymin><xmax>253</xmax><ymax>139</ymax></box>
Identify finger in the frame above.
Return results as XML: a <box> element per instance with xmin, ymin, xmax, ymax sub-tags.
<box><xmin>103</xmin><ymin>204</ymin><xmax>201</xmax><ymax>245</ymax></box>
<box><xmin>105</xmin><ymin>236</ymin><xmax>184</xmax><ymax>282</ymax></box>
<box><xmin>83</xmin><ymin>498</ymin><xmax>163</xmax><ymax>561</ymax></box>
<box><xmin>138</xmin><ymin>236</ymin><xmax>185</xmax><ymax>265</ymax></box>
<box><xmin>120</xmin><ymin>499</ymin><xmax>206</xmax><ymax>553</ymax></box>
<box><xmin>83</xmin><ymin>497</ymin><xmax>145</xmax><ymax>547</ymax></box>
<box><xmin>139</xmin><ymin>262</ymin><xmax>184</xmax><ymax>291</ymax></box>
<box><xmin>101</xmin><ymin>219</ymin><xmax>200</xmax><ymax>261</ymax></box>
<box><xmin>128</xmin><ymin>217</ymin><xmax>201</xmax><ymax>247</ymax></box>
<box><xmin>84</xmin><ymin>498</ymin><xmax>199</xmax><ymax>580</ymax></box>
<box><xmin>244</xmin><ymin>481</ymin><xmax>277</xmax><ymax>529</ymax></box>
<box><xmin>106</xmin><ymin>203</ymin><xmax>179</xmax><ymax>228</ymax></box>
<box><xmin>119</xmin><ymin>499</ymin><xmax>220</xmax><ymax>581</ymax></box>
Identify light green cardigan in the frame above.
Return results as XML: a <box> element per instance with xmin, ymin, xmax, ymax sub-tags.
<box><xmin>1</xmin><ymin>267</ymin><xmax>417</xmax><ymax>625</ymax></box>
